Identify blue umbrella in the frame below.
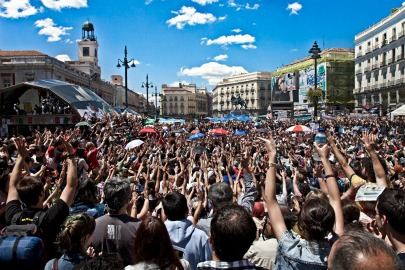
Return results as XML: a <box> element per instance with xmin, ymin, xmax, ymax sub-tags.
<box><xmin>189</xmin><ymin>132</ymin><xmax>205</xmax><ymax>141</ymax></box>
<box><xmin>234</xmin><ymin>130</ymin><xmax>247</xmax><ymax>136</ymax></box>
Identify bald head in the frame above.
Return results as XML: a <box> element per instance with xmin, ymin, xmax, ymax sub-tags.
<box><xmin>328</xmin><ymin>230</ymin><xmax>402</xmax><ymax>270</ymax></box>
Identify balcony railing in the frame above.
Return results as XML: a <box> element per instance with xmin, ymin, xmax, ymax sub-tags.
<box><xmin>381</xmin><ymin>40</ymin><xmax>388</xmax><ymax>47</ymax></box>
<box><xmin>390</xmin><ymin>36</ymin><xmax>397</xmax><ymax>43</ymax></box>
<box><xmin>365</xmin><ymin>86</ymin><xmax>371</xmax><ymax>91</ymax></box>
<box><xmin>387</xmin><ymin>81</ymin><xmax>394</xmax><ymax>87</ymax></box>
<box><xmin>365</xmin><ymin>47</ymin><xmax>372</xmax><ymax>54</ymax></box>
<box><xmin>364</xmin><ymin>66</ymin><xmax>371</xmax><ymax>72</ymax></box>
<box><xmin>388</xmin><ymin>58</ymin><xmax>394</xmax><ymax>64</ymax></box>
<box><xmin>380</xmin><ymin>61</ymin><xmax>387</xmax><ymax>67</ymax></box>
<box><xmin>373</xmin><ymin>44</ymin><xmax>380</xmax><ymax>50</ymax></box>
<box><xmin>395</xmin><ymin>78</ymin><xmax>405</xmax><ymax>85</ymax></box>
<box><xmin>372</xmin><ymin>64</ymin><xmax>379</xmax><ymax>70</ymax></box>
<box><xmin>355</xmin><ymin>69</ymin><xmax>362</xmax><ymax>75</ymax></box>
<box><xmin>398</xmin><ymin>30</ymin><xmax>405</xmax><ymax>39</ymax></box>
<box><xmin>380</xmin><ymin>82</ymin><xmax>387</xmax><ymax>88</ymax></box>
<box><xmin>357</xmin><ymin>51</ymin><xmax>363</xmax><ymax>57</ymax></box>
<box><xmin>397</xmin><ymin>54</ymin><xmax>404</xmax><ymax>61</ymax></box>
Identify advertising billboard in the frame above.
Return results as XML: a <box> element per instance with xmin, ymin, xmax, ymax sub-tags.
<box><xmin>298</xmin><ymin>63</ymin><xmax>327</xmax><ymax>105</ymax></box>
<box><xmin>271</xmin><ymin>71</ymin><xmax>299</xmax><ymax>102</ymax></box>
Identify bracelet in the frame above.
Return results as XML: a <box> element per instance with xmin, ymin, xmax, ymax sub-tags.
<box><xmin>324</xmin><ymin>174</ymin><xmax>335</xmax><ymax>179</ymax></box>
<box><xmin>269</xmin><ymin>162</ymin><xmax>277</xmax><ymax>168</ymax></box>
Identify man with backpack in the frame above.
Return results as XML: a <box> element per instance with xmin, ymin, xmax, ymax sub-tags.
<box><xmin>3</xmin><ymin>137</ymin><xmax>78</xmax><ymax>263</ymax></box>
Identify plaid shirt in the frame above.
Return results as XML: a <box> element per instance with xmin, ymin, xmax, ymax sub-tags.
<box><xmin>197</xmin><ymin>260</ymin><xmax>257</xmax><ymax>270</ymax></box>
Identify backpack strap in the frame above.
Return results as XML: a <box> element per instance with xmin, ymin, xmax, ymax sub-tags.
<box><xmin>11</xmin><ymin>211</ymin><xmax>24</xmax><ymax>225</ymax></box>
<box><xmin>52</xmin><ymin>258</ymin><xmax>59</xmax><ymax>270</ymax></box>
<box><xmin>12</xmin><ymin>236</ymin><xmax>22</xmax><ymax>261</ymax></box>
<box><xmin>31</xmin><ymin>210</ymin><xmax>46</xmax><ymax>227</ymax></box>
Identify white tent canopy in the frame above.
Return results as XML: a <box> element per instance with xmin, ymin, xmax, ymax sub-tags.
<box><xmin>391</xmin><ymin>104</ymin><xmax>405</xmax><ymax>120</ymax></box>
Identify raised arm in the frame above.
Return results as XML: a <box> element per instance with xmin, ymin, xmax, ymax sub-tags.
<box><xmin>314</xmin><ymin>143</ymin><xmax>344</xmax><ymax>236</ymax></box>
<box><xmin>7</xmin><ymin>138</ymin><xmax>28</xmax><ymax>203</ymax></box>
<box><xmin>327</xmin><ymin>131</ymin><xmax>355</xmax><ymax>179</ymax></box>
<box><xmin>258</xmin><ymin>135</ymin><xmax>287</xmax><ymax>240</ymax></box>
<box><xmin>361</xmin><ymin>130</ymin><xmax>387</xmax><ymax>187</ymax></box>
<box><xmin>59</xmin><ymin>139</ymin><xmax>78</xmax><ymax>207</ymax></box>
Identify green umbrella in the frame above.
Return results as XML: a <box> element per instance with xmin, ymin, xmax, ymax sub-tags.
<box><xmin>75</xmin><ymin>121</ymin><xmax>91</xmax><ymax>127</ymax></box>
<box><xmin>144</xmin><ymin>119</ymin><xmax>155</xmax><ymax>125</ymax></box>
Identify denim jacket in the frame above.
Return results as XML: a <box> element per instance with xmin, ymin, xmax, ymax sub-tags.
<box><xmin>274</xmin><ymin>230</ymin><xmax>332</xmax><ymax>270</ymax></box>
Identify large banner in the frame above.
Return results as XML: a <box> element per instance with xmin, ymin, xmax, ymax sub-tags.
<box><xmin>271</xmin><ymin>71</ymin><xmax>299</xmax><ymax>102</ymax></box>
<box><xmin>298</xmin><ymin>63</ymin><xmax>327</xmax><ymax>105</ymax></box>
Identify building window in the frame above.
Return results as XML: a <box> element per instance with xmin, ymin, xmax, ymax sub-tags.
<box><xmin>3</xmin><ymin>78</ymin><xmax>11</xmax><ymax>88</ymax></box>
<box><xmin>83</xmin><ymin>47</ymin><xmax>90</xmax><ymax>56</ymax></box>
<box><xmin>95</xmin><ymin>48</ymin><xmax>97</xmax><ymax>57</ymax></box>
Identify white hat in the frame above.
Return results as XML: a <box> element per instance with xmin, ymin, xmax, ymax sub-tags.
<box><xmin>208</xmin><ymin>171</ymin><xmax>215</xmax><ymax>178</ymax></box>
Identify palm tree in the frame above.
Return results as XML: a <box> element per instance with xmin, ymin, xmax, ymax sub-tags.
<box><xmin>307</xmin><ymin>88</ymin><xmax>323</xmax><ymax>119</ymax></box>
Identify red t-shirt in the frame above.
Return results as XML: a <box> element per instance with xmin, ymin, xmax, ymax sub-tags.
<box><xmin>86</xmin><ymin>148</ymin><xmax>100</xmax><ymax>170</ymax></box>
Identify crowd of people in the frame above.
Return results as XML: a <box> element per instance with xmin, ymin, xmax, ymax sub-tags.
<box><xmin>0</xmin><ymin>112</ymin><xmax>405</xmax><ymax>270</ymax></box>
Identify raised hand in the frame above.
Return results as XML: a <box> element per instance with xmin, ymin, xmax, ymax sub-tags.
<box><xmin>13</xmin><ymin>137</ymin><xmax>28</xmax><ymax>158</ymax></box>
<box><xmin>257</xmin><ymin>134</ymin><xmax>276</xmax><ymax>157</ymax></box>
<box><xmin>313</xmin><ymin>142</ymin><xmax>330</xmax><ymax>160</ymax></box>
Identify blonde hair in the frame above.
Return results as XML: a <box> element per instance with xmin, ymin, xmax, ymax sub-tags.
<box><xmin>57</xmin><ymin>213</ymin><xmax>95</xmax><ymax>253</ymax></box>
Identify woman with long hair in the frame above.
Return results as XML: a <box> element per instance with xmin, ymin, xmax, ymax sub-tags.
<box><xmin>70</xmin><ymin>178</ymin><xmax>105</xmax><ymax>218</ymax></box>
<box><xmin>45</xmin><ymin>213</ymin><xmax>96</xmax><ymax>270</ymax></box>
<box><xmin>126</xmin><ymin>216</ymin><xmax>189</xmax><ymax>270</ymax></box>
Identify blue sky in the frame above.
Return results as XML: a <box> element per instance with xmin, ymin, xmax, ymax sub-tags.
<box><xmin>1</xmin><ymin>0</ymin><xmax>404</xmax><ymax>96</ymax></box>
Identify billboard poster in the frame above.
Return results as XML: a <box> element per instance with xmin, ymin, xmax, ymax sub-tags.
<box><xmin>271</xmin><ymin>72</ymin><xmax>298</xmax><ymax>102</ymax></box>
<box><xmin>298</xmin><ymin>63</ymin><xmax>327</xmax><ymax>105</ymax></box>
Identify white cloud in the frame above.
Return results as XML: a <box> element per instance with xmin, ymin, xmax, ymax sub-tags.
<box><xmin>0</xmin><ymin>0</ymin><xmax>38</xmax><ymax>18</ymax></box>
<box><xmin>218</xmin><ymin>15</ymin><xmax>227</xmax><ymax>21</ymax></box>
<box><xmin>204</xmin><ymin>34</ymin><xmax>255</xmax><ymax>48</ymax></box>
<box><xmin>228</xmin><ymin>0</ymin><xmax>241</xmax><ymax>10</ymax></box>
<box><xmin>287</xmin><ymin>2</ymin><xmax>302</xmax><ymax>15</ymax></box>
<box><xmin>241</xmin><ymin>44</ymin><xmax>256</xmax><ymax>50</ymax></box>
<box><xmin>179</xmin><ymin>62</ymin><xmax>248</xmax><ymax>85</ymax></box>
<box><xmin>64</xmin><ymin>38</ymin><xmax>73</xmax><ymax>43</ymax></box>
<box><xmin>213</xmin><ymin>54</ymin><xmax>228</xmax><ymax>61</ymax></box>
<box><xmin>245</xmin><ymin>3</ymin><xmax>259</xmax><ymax>10</ymax></box>
<box><xmin>167</xmin><ymin>6</ymin><xmax>217</xmax><ymax>29</ymax></box>
<box><xmin>55</xmin><ymin>54</ymin><xmax>71</xmax><ymax>62</ymax></box>
<box><xmin>231</xmin><ymin>28</ymin><xmax>242</xmax><ymax>33</ymax></box>
<box><xmin>191</xmin><ymin>0</ymin><xmax>219</xmax><ymax>6</ymax></box>
<box><xmin>145</xmin><ymin>0</ymin><xmax>153</xmax><ymax>4</ymax></box>
<box><xmin>290</xmin><ymin>48</ymin><xmax>298</xmax><ymax>52</ymax></box>
<box><xmin>41</xmin><ymin>0</ymin><xmax>87</xmax><ymax>11</ymax></box>
<box><xmin>34</xmin><ymin>18</ymin><xmax>72</xmax><ymax>42</ymax></box>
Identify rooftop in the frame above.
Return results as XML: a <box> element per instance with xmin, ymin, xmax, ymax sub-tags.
<box><xmin>0</xmin><ymin>50</ymin><xmax>47</xmax><ymax>57</ymax></box>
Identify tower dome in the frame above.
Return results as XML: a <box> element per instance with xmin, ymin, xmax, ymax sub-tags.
<box><xmin>82</xmin><ymin>20</ymin><xmax>96</xmax><ymax>41</ymax></box>
<box><xmin>82</xmin><ymin>20</ymin><xmax>94</xmax><ymax>31</ymax></box>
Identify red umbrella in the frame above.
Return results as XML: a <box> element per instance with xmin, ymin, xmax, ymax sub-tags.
<box><xmin>190</xmin><ymin>129</ymin><xmax>200</xmax><ymax>134</ymax></box>
<box><xmin>139</xmin><ymin>127</ymin><xmax>157</xmax><ymax>134</ymax></box>
<box><xmin>210</xmin><ymin>128</ymin><xmax>228</xmax><ymax>135</ymax></box>
<box><xmin>286</xmin><ymin>125</ymin><xmax>311</xmax><ymax>132</ymax></box>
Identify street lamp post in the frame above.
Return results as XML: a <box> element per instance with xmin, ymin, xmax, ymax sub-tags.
<box><xmin>151</xmin><ymin>86</ymin><xmax>159</xmax><ymax>120</ymax></box>
<box><xmin>309</xmin><ymin>41</ymin><xmax>322</xmax><ymax>118</ymax></box>
<box><xmin>141</xmin><ymin>74</ymin><xmax>153</xmax><ymax>116</ymax></box>
<box><xmin>116</xmin><ymin>46</ymin><xmax>136</xmax><ymax>108</ymax></box>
